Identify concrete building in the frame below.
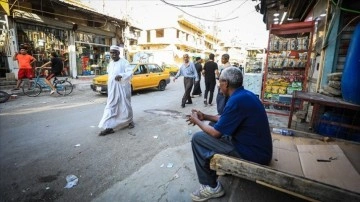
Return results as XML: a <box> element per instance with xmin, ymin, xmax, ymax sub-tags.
<box><xmin>132</xmin><ymin>15</ymin><xmax>223</xmax><ymax>66</ymax></box>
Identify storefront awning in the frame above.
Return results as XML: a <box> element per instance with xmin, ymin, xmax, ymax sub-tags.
<box><xmin>12</xmin><ymin>9</ymin><xmax>73</xmax><ymax>29</ymax></box>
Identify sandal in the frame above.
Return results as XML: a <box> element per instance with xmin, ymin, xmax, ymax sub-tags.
<box><xmin>99</xmin><ymin>128</ymin><xmax>114</xmax><ymax>136</ymax></box>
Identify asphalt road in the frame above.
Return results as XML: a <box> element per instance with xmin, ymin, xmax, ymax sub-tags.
<box><xmin>0</xmin><ymin>78</ymin><xmax>300</xmax><ymax>202</ymax></box>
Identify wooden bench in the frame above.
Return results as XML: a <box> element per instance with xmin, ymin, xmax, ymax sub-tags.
<box><xmin>210</xmin><ymin>132</ymin><xmax>360</xmax><ymax>202</ymax></box>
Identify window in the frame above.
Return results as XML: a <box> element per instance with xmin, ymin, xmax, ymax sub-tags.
<box><xmin>147</xmin><ymin>30</ymin><xmax>150</xmax><ymax>42</ymax></box>
<box><xmin>140</xmin><ymin>65</ymin><xmax>148</xmax><ymax>74</ymax></box>
<box><xmin>148</xmin><ymin>64</ymin><xmax>162</xmax><ymax>73</ymax></box>
<box><xmin>156</xmin><ymin>29</ymin><xmax>164</xmax><ymax>38</ymax></box>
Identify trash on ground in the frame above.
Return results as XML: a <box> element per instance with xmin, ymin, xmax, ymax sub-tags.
<box><xmin>64</xmin><ymin>174</ymin><xmax>78</xmax><ymax>188</ymax></box>
<box><xmin>75</xmin><ymin>144</ymin><xmax>81</xmax><ymax>147</ymax></box>
<box><xmin>160</xmin><ymin>163</ymin><xmax>164</xmax><ymax>167</ymax></box>
<box><xmin>167</xmin><ymin>163</ymin><xmax>173</xmax><ymax>168</ymax></box>
<box><xmin>153</xmin><ymin>136</ymin><xmax>158</xmax><ymax>139</ymax></box>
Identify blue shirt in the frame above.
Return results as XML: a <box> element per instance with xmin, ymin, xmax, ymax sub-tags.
<box><xmin>214</xmin><ymin>87</ymin><xmax>272</xmax><ymax>165</ymax></box>
<box><xmin>175</xmin><ymin>62</ymin><xmax>199</xmax><ymax>81</ymax></box>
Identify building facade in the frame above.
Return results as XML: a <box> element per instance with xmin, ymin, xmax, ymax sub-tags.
<box><xmin>134</xmin><ymin>15</ymin><xmax>223</xmax><ymax>66</ymax></box>
<box><xmin>1</xmin><ymin>0</ymin><xmax>140</xmax><ymax>79</ymax></box>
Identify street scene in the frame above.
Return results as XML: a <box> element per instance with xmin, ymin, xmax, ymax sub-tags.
<box><xmin>0</xmin><ymin>79</ymin><xmax>301</xmax><ymax>202</ymax></box>
<box><xmin>1</xmin><ymin>0</ymin><xmax>360</xmax><ymax>202</ymax></box>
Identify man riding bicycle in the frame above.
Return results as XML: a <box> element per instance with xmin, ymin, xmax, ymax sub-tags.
<box><xmin>40</xmin><ymin>52</ymin><xmax>64</xmax><ymax>95</ymax></box>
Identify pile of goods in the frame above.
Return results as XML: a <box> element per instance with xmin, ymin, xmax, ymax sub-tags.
<box><xmin>320</xmin><ymin>72</ymin><xmax>342</xmax><ymax>97</ymax></box>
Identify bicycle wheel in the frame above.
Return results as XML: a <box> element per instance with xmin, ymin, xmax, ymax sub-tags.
<box><xmin>55</xmin><ymin>81</ymin><xmax>73</xmax><ymax>96</ymax></box>
<box><xmin>0</xmin><ymin>90</ymin><xmax>10</xmax><ymax>103</ymax></box>
<box><xmin>22</xmin><ymin>80</ymin><xmax>42</xmax><ymax>97</ymax></box>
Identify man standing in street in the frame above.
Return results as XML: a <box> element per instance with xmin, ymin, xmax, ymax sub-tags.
<box><xmin>98</xmin><ymin>45</ymin><xmax>135</xmax><ymax>136</ymax></box>
<box><xmin>187</xmin><ymin>67</ymin><xmax>272</xmax><ymax>201</ymax></box>
<box><xmin>173</xmin><ymin>54</ymin><xmax>199</xmax><ymax>108</ymax></box>
<box><xmin>216</xmin><ymin>54</ymin><xmax>232</xmax><ymax>115</ymax></box>
<box><xmin>191</xmin><ymin>57</ymin><xmax>203</xmax><ymax>97</ymax></box>
<box><xmin>203</xmin><ymin>53</ymin><xmax>219</xmax><ymax>106</ymax></box>
<box><xmin>12</xmin><ymin>48</ymin><xmax>36</xmax><ymax>90</ymax></box>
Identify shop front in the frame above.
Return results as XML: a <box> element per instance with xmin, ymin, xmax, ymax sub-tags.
<box><xmin>74</xmin><ymin>32</ymin><xmax>112</xmax><ymax>76</ymax></box>
<box><xmin>15</xmin><ymin>22</ymin><xmax>69</xmax><ymax>75</ymax></box>
<box><xmin>14</xmin><ymin>22</ymin><xmax>114</xmax><ymax>77</ymax></box>
<box><xmin>10</xmin><ymin>8</ymin><xmax>120</xmax><ymax>79</ymax></box>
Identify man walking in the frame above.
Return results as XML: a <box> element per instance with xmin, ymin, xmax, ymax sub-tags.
<box><xmin>12</xmin><ymin>48</ymin><xmax>36</xmax><ymax>90</ymax></box>
<box><xmin>203</xmin><ymin>53</ymin><xmax>219</xmax><ymax>106</ymax></box>
<box><xmin>191</xmin><ymin>57</ymin><xmax>203</xmax><ymax>97</ymax></box>
<box><xmin>187</xmin><ymin>67</ymin><xmax>273</xmax><ymax>201</ymax></box>
<box><xmin>173</xmin><ymin>54</ymin><xmax>199</xmax><ymax>108</ymax></box>
<box><xmin>98</xmin><ymin>45</ymin><xmax>135</xmax><ymax>136</ymax></box>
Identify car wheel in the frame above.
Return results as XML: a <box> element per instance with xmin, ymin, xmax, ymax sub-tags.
<box><xmin>158</xmin><ymin>80</ymin><xmax>166</xmax><ymax>91</ymax></box>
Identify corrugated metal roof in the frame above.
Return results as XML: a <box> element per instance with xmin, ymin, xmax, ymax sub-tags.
<box><xmin>58</xmin><ymin>0</ymin><xmax>96</xmax><ymax>12</ymax></box>
<box><xmin>56</xmin><ymin>0</ymin><xmax>142</xmax><ymax>30</ymax></box>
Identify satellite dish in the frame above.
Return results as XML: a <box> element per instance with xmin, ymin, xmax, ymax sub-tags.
<box><xmin>133</xmin><ymin>52</ymin><xmax>153</xmax><ymax>63</ymax></box>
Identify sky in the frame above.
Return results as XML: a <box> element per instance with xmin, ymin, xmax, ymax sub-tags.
<box><xmin>85</xmin><ymin>0</ymin><xmax>269</xmax><ymax>47</ymax></box>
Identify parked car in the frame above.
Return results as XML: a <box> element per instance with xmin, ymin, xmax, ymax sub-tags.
<box><xmin>90</xmin><ymin>63</ymin><xmax>170</xmax><ymax>94</ymax></box>
<box><xmin>163</xmin><ymin>64</ymin><xmax>179</xmax><ymax>76</ymax></box>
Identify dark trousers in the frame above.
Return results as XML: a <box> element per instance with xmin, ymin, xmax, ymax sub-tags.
<box><xmin>192</xmin><ymin>75</ymin><xmax>202</xmax><ymax>95</ymax></box>
<box><xmin>182</xmin><ymin>77</ymin><xmax>194</xmax><ymax>105</ymax></box>
<box><xmin>216</xmin><ymin>88</ymin><xmax>228</xmax><ymax>115</ymax></box>
<box><xmin>204</xmin><ymin>80</ymin><xmax>216</xmax><ymax>104</ymax></box>
<box><xmin>191</xmin><ymin>132</ymin><xmax>241</xmax><ymax>187</ymax></box>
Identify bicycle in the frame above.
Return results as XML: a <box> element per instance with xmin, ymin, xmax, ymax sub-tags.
<box><xmin>0</xmin><ymin>90</ymin><xmax>10</xmax><ymax>103</ymax></box>
<box><xmin>22</xmin><ymin>67</ymin><xmax>73</xmax><ymax>97</ymax></box>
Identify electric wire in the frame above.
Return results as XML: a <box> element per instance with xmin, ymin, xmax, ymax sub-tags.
<box><xmin>160</xmin><ymin>0</ymin><xmax>239</xmax><ymax>22</ymax></box>
<box><xmin>224</xmin><ymin>0</ymin><xmax>249</xmax><ymax>18</ymax></box>
<box><xmin>159</xmin><ymin>0</ymin><xmax>222</xmax><ymax>7</ymax></box>
<box><xmin>187</xmin><ymin>0</ymin><xmax>232</xmax><ymax>8</ymax></box>
<box><xmin>172</xmin><ymin>6</ymin><xmax>239</xmax><ymax>22</ymax></box>
<box><xmin>323</xmin><ymin>15</ymin><xmax>360</xmax><ymax>49</ymax></box>
<box><xmin>330</xmin><ymin>0</ymin><xmax>360</xmax><ymax>14</ymax></box>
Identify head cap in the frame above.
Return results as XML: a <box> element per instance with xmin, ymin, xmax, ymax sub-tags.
<box><xmin>110</xmin><ymin>45</ymin><xmax>120</xmax><ymax>52</ymax></box>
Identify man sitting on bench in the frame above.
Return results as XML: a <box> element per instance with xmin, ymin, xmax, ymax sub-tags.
<box><xmin>186</xmin><ymin>67</ymin><xmax>272</xmax><ymax>201</ymax></box>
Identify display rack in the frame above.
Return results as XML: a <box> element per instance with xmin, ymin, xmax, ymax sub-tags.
<box><xmin>244</xmin><ymin>48</ymin><xmax>265</xmax><ymax>98</ymax></box>
<box><xmin>261</xmin><ymin>21</ymin><xmax>315</xmax><ymax>116</ymax></box>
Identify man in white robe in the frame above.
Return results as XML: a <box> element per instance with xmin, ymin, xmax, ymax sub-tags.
<box><xmin>98</xmin><ymin>45</ymin><xmax>134</xmax><ymax>136</ymax></box>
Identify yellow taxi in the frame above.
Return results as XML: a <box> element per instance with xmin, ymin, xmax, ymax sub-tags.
<box><xmin>163</xmin><ymin>64</ymin><xmax>179</xmax><ymax>76</ymax></box>
<box><xmin>91</xmin><ymin>63</ymin><xmax>170</xmax><ymax>94</ymax></box>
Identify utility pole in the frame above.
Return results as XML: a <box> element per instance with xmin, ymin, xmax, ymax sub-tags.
<box><xmin>212</xmin><ymin>11</ymin><xmax>220</xmax><ymax>59</ymax></box>
<box><xmin>102</xmin><ymin>0</ymin><xmax>105</xmax><ymax>13</ymax></box>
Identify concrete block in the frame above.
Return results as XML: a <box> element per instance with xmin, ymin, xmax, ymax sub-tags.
<box><xmin>6</xmin><ymin>73</ymin><xmax>15</xmax><ymax>80</ymax></box>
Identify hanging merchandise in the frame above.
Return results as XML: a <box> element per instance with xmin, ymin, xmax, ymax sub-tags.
<box><xmin>262</xmin><ymin>21</ymin><xmax>315</xmax><ymax>115</ymax></box>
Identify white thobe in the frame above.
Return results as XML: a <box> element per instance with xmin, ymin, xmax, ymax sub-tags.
<box><xmin>98</xmin><ymin>58</ymin><xmax>133</xmax><ymax>129</ymax></box>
